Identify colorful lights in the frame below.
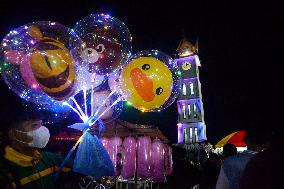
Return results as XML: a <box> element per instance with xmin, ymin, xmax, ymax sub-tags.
<box><xmin>126</xmin><ymin>101</ymin><xmax>132</xmax><ymax>106</ymax></box>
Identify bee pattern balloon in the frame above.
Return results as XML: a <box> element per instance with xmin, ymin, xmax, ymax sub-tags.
<box><xmin>28</xmin><ymin>25</ymin><xmax>77</xmax><ymax>101</ymax></box>
<box><xmin>0</xmin><ymin>22</ymin><xmax>82</xmax><ymax>110</ymax></box>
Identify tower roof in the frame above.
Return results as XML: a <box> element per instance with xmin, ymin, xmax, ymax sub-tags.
<box><xmin>176</xmin><ymin>36</ymin><xmax>197</xmax><ymax>57</ymax></box>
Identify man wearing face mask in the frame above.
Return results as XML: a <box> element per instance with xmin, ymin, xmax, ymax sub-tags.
<box><xmin>0</xmin><ymin>111</ymin><xmax>74</xmax><ymax>189</ymax></box>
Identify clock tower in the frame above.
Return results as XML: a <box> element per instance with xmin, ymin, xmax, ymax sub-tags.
<box><xmin>175</xmin><ymin>37</ymin><xmax>207</xmax><ymax>144</ymax></box>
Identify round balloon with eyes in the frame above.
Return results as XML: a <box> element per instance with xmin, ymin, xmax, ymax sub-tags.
<box><xmin>0</xmin><ymin>21</ymin><xmax>82</xmax><ymax>112</ymax></box>
<box><xmin>120</xmin><ymin>50</ymin><xmax>180</xmax><ymax>112</ymax></box>
<box><xmin>74</xmin><ymin>13</ymin><xmax>132</xmax><ymax>75</ymax></box>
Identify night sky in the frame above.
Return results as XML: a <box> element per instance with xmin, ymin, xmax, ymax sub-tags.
<box><xmin>0</xmin><ymin>0</ymin><xmax>281</xmax><ymax>144</ymax></box>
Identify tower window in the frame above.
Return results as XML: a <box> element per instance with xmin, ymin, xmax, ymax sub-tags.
<box><xmin>189</xmin><ymin>82</ymin><xmax>194</xmax><ymax>95</ymax></box>
<box><xmin>182</xmin><ymin>83</ymin><xmax>187</xmax><ymax>96</ymax></box>
<box><xmin>182</xmin><ymin>105</ymin><xmax>186</xmax><ymax>119</ymax></box>
<box><xmin>187</xmin><ymin>104</ymin><xmax>191</xmax><ymax>118</ymax></box>
<box><xmin>193</xmin><ymin>103</ymin><xmax>197</xmax><ymax>118</ymax></box>
<box><xmin>189</xmin><ymin>127</ymin><xmax>193</xmax><ymax>143</ymax></box>
<box><xmin>194</xmin><ymin>127</ymin><xmax>198</xmax><ymax>142</ymax></box>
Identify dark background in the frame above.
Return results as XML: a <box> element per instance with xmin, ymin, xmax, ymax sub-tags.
<box><xmin>0</xmin><ymin>0</ymin><xmax>281</xmax><ymax>144</ymax></box>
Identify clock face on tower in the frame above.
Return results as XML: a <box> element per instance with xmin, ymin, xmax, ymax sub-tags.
<box><xmin>182</xmin><ymin>61</ymin><xmax>191</xmax><ymax>70</ymax></box>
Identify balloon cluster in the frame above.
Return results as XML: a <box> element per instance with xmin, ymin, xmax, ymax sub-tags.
<box><xmin>100</xmin><ymin>136</ymin><xmax>173</xmax><ymax>181</ymax></box>
<box><xmin>0</xmin><ymin>13</ymin><xmax>181</xmax><ymax>124</ymax></box>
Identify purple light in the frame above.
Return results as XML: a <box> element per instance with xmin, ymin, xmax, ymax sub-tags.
<box><xmin>177</xmin><ymin>123</ymin><xmax>183</xmax><ymax>144</ymax></box>
<box><xmin>174</xmin><ymin>55</ymin><xmax>195</xmax><ymax>62</ymax></box>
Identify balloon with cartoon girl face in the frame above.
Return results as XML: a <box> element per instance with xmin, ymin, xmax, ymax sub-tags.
<box><xmin>121</xmin><ymin>50</ymin><xmax>181</xmax><ymax>112</ymax></box>
<box><xmin>74</xmin><ymin>13</ymin><xmax>132</xmax><ymax>75</ymax></box>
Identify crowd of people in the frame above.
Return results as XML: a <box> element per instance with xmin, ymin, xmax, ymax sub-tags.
<box><xmin>167</xmin><ymin>119</ymin><xmax>283</xmax><ymax>189</ymax></box>
<box><xmin>0</xmin><ymin>108</ymin><xmax>282</xmax><ymax>189</ymax></box>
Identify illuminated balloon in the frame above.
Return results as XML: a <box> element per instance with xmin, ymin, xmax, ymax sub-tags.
<box><xmin>150</xmin><ymin>139</ymin><xmax>165</xmax><ymax>182</ymax></box>
<box><xmin>164</xmin><ymin>144</ymin><xmax>173</xmax><ymax>175</ymax></box>
<box><xmin>74</xmin><ymin>66</ymin><xmax>106</xmax><ymax>94</ymax></box>
<box><xmin>28</xmin><ymin>25</ymin><xmax>77</xmax><ymax>101</ymax></box>
<box><xmin>20</xmin><ymin>54</ymin><xmax>40</xmax><ymax>89</ymax></box>
<box><xmin>4</xmin><ymin>50</ymin><xmax>26</xmax><ymax>65</ymax></box>
<box><xmin>137</xmin><ymin>136</ymin><xmax>151</xmax><ymax>179</ymax></box>
<box><xmin>107</xmin><ymin>69</ymin><xmax>122</xmax><ymax>92</ymax></box>
<box><xmin>0</xmin><ymin>21</ymin><xmax>82</xmax><ymax>111</ymax></box>
<box><xmin>121</xmin><ymin>136</ymin><xmax>136</xmax><ymax>179</ymax></box>
<box><xmin>4</xmin><ymin>51</ymin><xmax>40</xmax><ymax>89</ymax></box>
<box><xmin>121</xmin><ymin>50</ymin><xmax>180</xmax><ymax>112</ymax></box>
<box><xmin>109</xmin><ymin>137</ymin><xmax>123</xmax><ymax>176</ymax></box>
<box><xmin>74</xmin><ymin>13</ymin><xmax>132</xmax><ymax>75</ymax></box>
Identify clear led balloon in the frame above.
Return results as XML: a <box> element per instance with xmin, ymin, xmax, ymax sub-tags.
<box><xmin>74</xmin><ymin>68</ymin><xmax>106</xmax><ymax>95</ymax></box>
<box><xmin>0</xmin><ymin>21</ymin><xmax>83</xmax><ymax>112</ymax></box>
<box><xmin>107</xmin><ymin>69</ymin><xmax>122</xmax><ymax>92</ymax></box>
<box><xmin>92</xmin><ymin>90</ymin><xmax>122</xmax><ymax>121</ymax></box>
<box><xmin>120</xmin><ymin>50</ymin><xmax>181</xmax><ymax>112</ymax></box>
<box><xmin>74</xmin><ymin>13</ymin><xmax>132</xmax><ymax>75</ymax></box>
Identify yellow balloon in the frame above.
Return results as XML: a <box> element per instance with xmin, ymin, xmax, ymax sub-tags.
<box><xmin>121</xmin><ymin>57</ymin><xmax>173</xmax><ymax>111</ymax></box>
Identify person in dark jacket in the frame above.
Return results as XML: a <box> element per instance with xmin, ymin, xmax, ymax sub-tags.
<box><xmin>169</xmin><ymin>146</ymin><xmax>200</xmax><ymax>189</ymax></box>
<box><xmin>0</xmin><ymin>111</ymin><xmax>74</xmax><ymax>189</ymax></box>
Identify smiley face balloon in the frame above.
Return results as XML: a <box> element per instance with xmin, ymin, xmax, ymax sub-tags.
<box><xmin>121</xmin><ymin>50</ymin><xmax>180</xmax><ymax>112</ymax></box>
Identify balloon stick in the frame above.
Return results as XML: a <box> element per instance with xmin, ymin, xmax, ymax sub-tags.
<box><xmin>89</xmin><ymin>96</ymin><xmax>122</xmax><ymax>127</ymax></box>
<box><xmin>91</xmin><ymin>73</ymin><xmax>96</xmax><ymax>116</ymax></box>
<box><xmin>71</xmin><ymin>97</ymin><xmax>86</xmax><ymax>118</ymax></box>
<box><xmin>83</xmin><ymin>87</ymin><xmax>88</xmax><ymax>116</ymax></box>
<box><xmin>63</xmin><ymin>102</ymin><xmax>85</xmax><ymax>121</ymax></box>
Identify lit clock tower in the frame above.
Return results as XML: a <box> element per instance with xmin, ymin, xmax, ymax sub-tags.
<box><xmin>175</xmin><ymin>37</ymin><xmax>207</xmax><ymax>144</ymax></box>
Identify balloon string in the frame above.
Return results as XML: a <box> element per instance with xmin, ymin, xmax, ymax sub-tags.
<box><xmin>91</xmin><ymin>73</ymin><xmax>96</xmax><ymax>116</ymax></box>
<box><xmin>94</xmin><ymin>90</ymin><xmax>116</xmax><ymax>117</ymax></box>
<box><xmin>63</xmin><ymin>102</ymin><xmax>85</xmax><ymax>121</ymax></box>
<box><xmin>71</xmin><ymin>97</ymin><xmax>86</xmax><ymax>118</ymax></box>
<box><xmin>89</xmin><ymin>96</ymin><xmax>121</xmax><ymax>127</ymax></box>
<box><xmin>83</xmin><ymin>87</ymin><xmax>88</xmax><ymax>117</ymax></box>
<box><xmin>54</xmin><ymin>128</ymin><xmax>88</xmax><ymax>180</ymax></box>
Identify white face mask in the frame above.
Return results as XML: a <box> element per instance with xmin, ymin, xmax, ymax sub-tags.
<box><xmin>16</xmin><ymin>126</ymin><xmax>50</xmax><ymax>148</ymax></box>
